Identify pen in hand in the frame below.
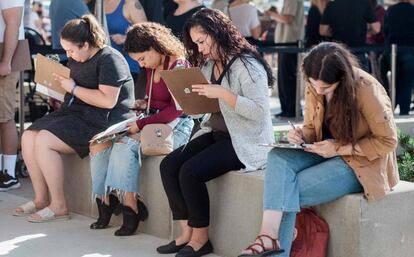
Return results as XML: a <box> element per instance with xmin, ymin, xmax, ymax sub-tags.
<box><xmin>288</xmin><ymin>121</ymin><xmax>305</xmax><ymax>146</ymax></box>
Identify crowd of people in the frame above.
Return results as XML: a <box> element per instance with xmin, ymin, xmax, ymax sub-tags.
<box><xmin>0</xmin><ymin>1</ymin><xmax>405</xmax><ymax>257</ymax></box>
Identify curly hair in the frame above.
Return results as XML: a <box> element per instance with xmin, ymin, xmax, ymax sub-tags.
<box><xmin>182</xmin><ymin>8</ymin><xmax>275</xmax><ymax>87</ymax></box>
<box><xmin>124</xmin><ymin>22</ymin><xmax>185</xmax><ymax>57</ymax></box>
<box><xmin>302</xmin><ymin>42</ymin><xmax>361</xmax><ymax>146</ymax></box>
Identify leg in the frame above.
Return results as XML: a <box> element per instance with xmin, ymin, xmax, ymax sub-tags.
<box><xmin>160</xmin><ymin>132</ymin><xmax>216</xmax><ymax>245</ymax></box>
<box><xmin>16</xmin><ymin>130</ymin><xmax>49</xmax><ymax>212</ymax></box>
<box><xmin>0</xmin><ymin>72</ymin><xmax>19</xmax><ymax>178</ymax></box>
<box><xmin>396</xmin><ymin>53</ymin><xmax>414</xmax><ymax>115</ymax></box>
<box><xmin>30</xmin><ymin>130</ymin><xmax>75</xmax><ymax>219</ymax></box>
<box><xmin>90</xmin><ymin>140</ymin><xmax>113</xmax><ymax>201</ymax></box>
<box><xmin>241</xmin><ymin>148</ymin><xmax>326</xmax><ymax>255</ymax></box>
<box><xmin>178</xmin><ymin>134</ymin><xmax>244</xmax><ymax>250</ymax></box>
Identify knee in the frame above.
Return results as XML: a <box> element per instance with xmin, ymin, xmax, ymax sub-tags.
<box><xmin>178</xmin><ymin>162</ymin><xmax>198</xmax><ymax>185</ymax></box>
<box><xmin>89</xmin><ymin>140</ymin><xmax>112</xmax><ymax>156</ymax></box>
<box><xmin>160</xmin><ymin>154</ymin><xmax>176</xmax><ymax>179</ymax></box>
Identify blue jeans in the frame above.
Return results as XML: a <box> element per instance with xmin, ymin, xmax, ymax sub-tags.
<box><xmin>90</xmin><ymin>117</ymin><xmax>194</xmax><ymax>197</ymax></box>
<box><xmin>264</xmin><ymin>148</ymin><xmax>363</xmax><ymax>257</ymax></box>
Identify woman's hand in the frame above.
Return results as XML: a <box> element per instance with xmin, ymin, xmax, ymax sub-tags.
<box><xmin>305</xmin><ymin>140</ymin><xmax>339</xmax><ymax>158</ymax></box>
<box><xmin>287</xmin><ymin>128</ymin><xmax>304</xmax><ymax>145</ymax></box>
<box><xmin>53</xmin><ymin>73</ymin><xmax>75</xmax><ymax>93</ymax></box>
<box><xmin>133</xmin><ymin>99</ymin><xmax>147</xmax><ymax>110</ymax></box>
<box><xmin>127</xmin><ymin>122</ymin><xmax>140</xmax><ymax>134</ymax></box>
<box><xmin>111</xmin><ymin>34</ymin><xmax>126</xmax><ymax>45</ymax></box>
<box><xmin>192</xmin><ymin>84</ymin><xmax>225</xmax><ymax>99</ymax></box>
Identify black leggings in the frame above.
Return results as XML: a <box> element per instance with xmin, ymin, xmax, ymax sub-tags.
<box><xmin>160</xmin><ymin>131</ymin><xmax>244</xmax><ymax>228</ymax></box>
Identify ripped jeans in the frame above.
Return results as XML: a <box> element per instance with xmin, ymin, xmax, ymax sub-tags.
<box><xmin>90</xmin><ymin>117</ymin><xmax>194</xmax><ymax>198</ymax></box>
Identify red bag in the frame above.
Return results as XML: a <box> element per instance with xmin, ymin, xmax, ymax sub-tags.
<box><xmin>290</xmin><ymin>208</ymin><xmax>329</xmax><ymax>257</ymax></box>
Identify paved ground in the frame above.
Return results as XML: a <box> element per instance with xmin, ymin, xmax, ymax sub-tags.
<box><xmin>0</xmin><ymin>180</ymin><xmax>220</xmax><ymax>257</ymax></box>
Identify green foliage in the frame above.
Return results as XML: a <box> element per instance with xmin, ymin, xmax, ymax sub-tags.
<box><xmin>274</xmin><ymin>130</ymin><xmax>288</xmax><ymax>142</ymax></box>
<box><xmin>397</xmin><ymin>130</ymin><xmax>414</xmax><ymax>182</ymax></box>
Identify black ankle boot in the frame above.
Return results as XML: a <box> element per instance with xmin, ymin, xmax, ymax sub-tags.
<box><xmin>114</xmin><ymin>199</ymin><xmax>148</xmax><ymax>236</ymax></box>
<box><xmin>90</xmin><ymin>194</ymin><xmax>121</xmax><ymax>229</ymax></box>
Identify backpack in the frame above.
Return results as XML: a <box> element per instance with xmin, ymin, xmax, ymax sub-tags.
<box><xmin>291</xmin><ymin>208</ymin><xmax>329</xmax><ymax>257</ymax></box>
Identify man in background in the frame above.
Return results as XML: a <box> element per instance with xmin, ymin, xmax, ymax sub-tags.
<box><xmin>0</xmin><ymin>0</ymin><xmax>25</xmax><ymax>191</ymax></box>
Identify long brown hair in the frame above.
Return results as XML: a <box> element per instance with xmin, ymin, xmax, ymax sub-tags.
<box><xmin>60</xmin><ymin>14</ymin><xmax>107</xmax><ymax>48</ymax></box>
<box><xmin>302</xmin><ymin>42</ymin><xmax>360</xmax><ymax>146</ymax></box>
<box><xmin>182</xmin><ymin>8</ymin><xmax>275</xmax><ymax>87</ymax></box>
<box><xmin>124</xmin><ymin>22</ymin><xmax>185</xmax><ymax>57</ymax></box>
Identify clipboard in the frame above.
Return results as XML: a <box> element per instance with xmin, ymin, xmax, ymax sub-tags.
<box><xmin>260</xmin><ymin>142</ymin><xmax>312</xmax><ymax>149</ymax></box>
<box><xmin>0</xmin><ymin>39</ymin><xmax>32</xmax><ymax>72</ymax></box>
<box><xmin>160</xmin><ymin>67</ymin><xmax>220</xmax><ymax>115</ymax></box>
<box><xmin>34</xmin><ymin>54</ymin><xmax>69</xmax><ymax>101</ymax></box>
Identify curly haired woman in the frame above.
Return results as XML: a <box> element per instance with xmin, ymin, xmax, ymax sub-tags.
<box><xmin>157</xmin><ymin>8</ymin><xmax>275</xmax><ymax>257</ymax></box>
<box><xmin>88</xmin><ymin>22</ymin><xmax>194</xmax><ymax>237</ymax></box>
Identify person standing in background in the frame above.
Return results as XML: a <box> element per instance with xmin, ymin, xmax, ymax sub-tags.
<box><xmin>305</xmin><ymin>0</ymin><xmax>328</xmax><ymax>48</ymax></box>
<box><xmin>226</xmin><ymin>0</ymin><xmax>261</xmax><ymax>40</ymax></box>
<box><xmin>383</xmin><ymin>0</ymin><xmax>414</xmax><ymax>115</ymax></box>
<box><xmin>105</xmin><ymin>0</ymin><xmax>147</xmax><ymax>86</ymax></box>
<box><xmin>164</xmin><ymin>0</ymin><xmax>204</xmax><ymax>39</ymax></box>
<box><xmin>50</xmin><ymin>0</ymin><xmax>90</xmax><ymax>50</ymax></box>
<box><xmin>265</xmin><ymin>0</ymin><xmax>304</xmax><ymax>119</ymax></box>
<box><xmin>0</xmin><ymin>0</ymin><xmax>24</xmax><ymax>191</ymax></box>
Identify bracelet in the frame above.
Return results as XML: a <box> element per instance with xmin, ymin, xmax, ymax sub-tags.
<box><xmin>70</xmin><ymin>84</ymin><xmax>77</xmax><ymax>95</ymax></box>
<box><xmin>68</xmin><ymin>84</ymin><xmax>77</xmax><ymax>107</ymax></box>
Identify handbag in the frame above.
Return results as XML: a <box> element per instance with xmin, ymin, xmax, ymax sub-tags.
<box><xmin>140</xmin><ymin>69</ymin><xmax>174</xmax><ymax>156</ymax></box>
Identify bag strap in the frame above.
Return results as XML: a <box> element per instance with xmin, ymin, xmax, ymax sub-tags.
<box><xmin>146</xmin><ymin>56</ymin><xmax>171</xmax><ymax>115</ymax></box>
<box><xmin>215</xmin><ymin>55</ymin><xmax>239</xmax><ymax>85</ymax></box>
<box><xmin>146</xmin><ymin>69</ymin><xmax>154</xmax><ymax>115</ymax></box>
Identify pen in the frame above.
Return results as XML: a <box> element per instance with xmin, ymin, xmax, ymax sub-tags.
<box><xmin>288</xmin><ymin>120</ymin><xmax>296</xmax><ymax>131</ymax></box>
<box><xmin>288</xmin><ymin>121</ymin><xmax>307</xmax><ymax>147</ymax></box>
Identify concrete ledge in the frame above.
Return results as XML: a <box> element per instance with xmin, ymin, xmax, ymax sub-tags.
<box><xmin>63</xmin><ymin>155</ymin><xmax>171</xmax><ymax>239</ymax></box>
<box><xmin>63</xmin><ymin>155</ymin><xmax>414</xmax><ymax>257</ymax></box>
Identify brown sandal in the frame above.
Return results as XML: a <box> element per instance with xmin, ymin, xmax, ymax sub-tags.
<box><xmin>238</xmin><ymin>234</ymin><xmax>284</xmax><ymax>257</ymax></box>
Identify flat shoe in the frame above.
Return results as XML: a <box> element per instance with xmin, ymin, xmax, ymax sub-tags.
<box><xmin>175</xmin><ymin>240</ymin><xmax>213</xmax><ymax>257</ymax></box>
<box><xmin>27</xmin><ymin>207</ymin><xmax>70</xmax><ymax>223</ymax></box>
<box><xmin>238</xmin><ymin>235</ymin><xmax>284</xmax><ymax>257</ymax></box>
<box><xmin>13</xmin><ymin>201</ymin><xmax>38</xmax><ymax>217</ymax></box>
<box><xmin>156</xmin><ymin>240</ymin><xmax>187</xmax><ymax>254</ymax></box>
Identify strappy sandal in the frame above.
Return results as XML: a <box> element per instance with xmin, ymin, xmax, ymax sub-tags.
<box><xmin>13</xmin><ymin>201</ymin><xmax>38</xmax><ymax>217</ymax></box>
<box><xmin>238</xmin><ymin>234</ymin><xmax>284</xmax><ymax>257</ymax></box>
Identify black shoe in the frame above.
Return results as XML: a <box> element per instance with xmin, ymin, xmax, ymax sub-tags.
<box><xmin>157</xmin><ymin>240</ymin><xmax>187</xmax><ymax>254</ymax></box>
<box><xmin>274</xmin><ymin>112</ymin><xmax>286</xmax><ymax>118</ymax></box>
<box><xmin>114</xmin><ymin>198</ymin><xmax>148</xmax><ymax>236</ymax></box>
<box><xmin>90</xmin><ymin>194</ymin><xmax>121</xmax><ymax>229</ymax></box>
<box><xmin>175</xmin><ymin>240</ymin><xmax>213</xmax><ymax>257</ymax></box>
<box><xmin>0</xmin><ymin>171</ymin><xmax>21</xmax><ymax>191</ymax></box>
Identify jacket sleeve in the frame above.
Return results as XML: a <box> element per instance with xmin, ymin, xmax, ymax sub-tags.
<box><xmin>233</xmin><ymin>58</ymin><xmax>270</xmax><ymax>122</ymax></box>
<box><xmin>355</xmin><ymin>82</ymin><xmax>398</xmax><ymax>161</ymax></box>
<box><xmin>302</xmin><ymin>85</ymin><xmax>317</xmax><ymax>143</ymax></box>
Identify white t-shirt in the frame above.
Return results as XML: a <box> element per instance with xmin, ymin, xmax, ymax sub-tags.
<box><xmin>0</xmin><ymin>0</ymin><xmax>25</xmax><ymax>43</ymax></box>
<box><xmin>226</xmin><ymin>3</ymin><xmax>260</xmax><ymax>37</ymax></box>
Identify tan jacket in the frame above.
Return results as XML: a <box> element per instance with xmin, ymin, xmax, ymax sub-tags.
<box><xmin>302</xmin><ymin>68</ymin><xmax>399</xmax><ymax>203</ymax></box>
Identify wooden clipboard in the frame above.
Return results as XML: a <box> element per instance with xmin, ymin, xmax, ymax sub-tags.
<box><xmin>160</xmin><ymin>68</ymin><xmax>220</xmax><ymax>115</ymax></box>
<box><xmin>34</xmin><ymin>54</ymin><xmax>69</xmax><ymax>100</ymax></box>
<box><xmin>0</xmin><ymin>39</ymin><xmax>32</xmax><ymax>72</ymax></box>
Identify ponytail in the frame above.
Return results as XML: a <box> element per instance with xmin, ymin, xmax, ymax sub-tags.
<box><xmin>61</xmin><ymin>14</ymin><xmax>107</xmax><ymax>49</ymax></box>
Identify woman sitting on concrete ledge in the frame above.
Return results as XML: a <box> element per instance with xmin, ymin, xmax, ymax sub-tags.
<box><xmin>88</xmin><ymin>22</ymin><xmax>194</xmax><ymax>237</ymax></box>
<box><xmin>13</xmin><ymin>14</ymin><xmax>135</xmax><ymax>222</ymax></box>
<box><xmin>239</xmin><ymin>42</ymin><xmax>399</xmax><ymax>257</ymax></box>
<box><xmin>158</xmin><ymin>8</ymin><xmax>275</xmax><ymax>257</ymax></box>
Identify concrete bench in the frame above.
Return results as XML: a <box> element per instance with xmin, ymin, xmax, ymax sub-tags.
<box><xmin>63</xmin><ymin>155</ymin><xmax>414</xmax><ymax>257</ymax></box>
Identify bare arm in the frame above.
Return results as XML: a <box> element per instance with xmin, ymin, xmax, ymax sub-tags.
<box><xmin>73</xmin><ymin>84</ymin><xmax>121</xmax><ymax>109</ymax></box>
<box><xmin>125</xmin><ymin>0</ymin><xmax>147</xmax><ymax>24</ymax></box>
<box><xmin>0</xmin><ymin>6</ymin><xmax>23</xmax><ymax>76</ymax></box>
<box><xmin>250</xmin><ymin>25</ymin><xmax>261</xmax><ymax>40</ymax></box>
<box><xmin>368</xmin><ymin>21</ymin><xmax>381</xmax><ymax>35</ymax></box>
<box><xmin>319</xmin><ymin>24</ymin><xmax>332</xmax><ymax>37</ymax></box>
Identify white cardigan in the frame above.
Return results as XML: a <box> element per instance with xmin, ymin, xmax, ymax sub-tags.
<box><xmin>196</xmin><ymin>56</ymin><xmax>275</xmax><ymax>171</ymax></box>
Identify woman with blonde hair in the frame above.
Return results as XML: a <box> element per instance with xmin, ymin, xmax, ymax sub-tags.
<box><xmin>14</xmin><ymin>14</ymin><xmax>135</xmax><ymax>222</ymax></box>
<box><xmin>88</xmin><ymin>22</ymin><xmax>194</xmax><ymax>236</ymax></box>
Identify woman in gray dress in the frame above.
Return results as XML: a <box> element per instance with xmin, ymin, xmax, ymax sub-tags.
<box><xmin>13</xmin><ymin>14</ymin><xmax>135</xmax><ymax>222</ymax></box>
